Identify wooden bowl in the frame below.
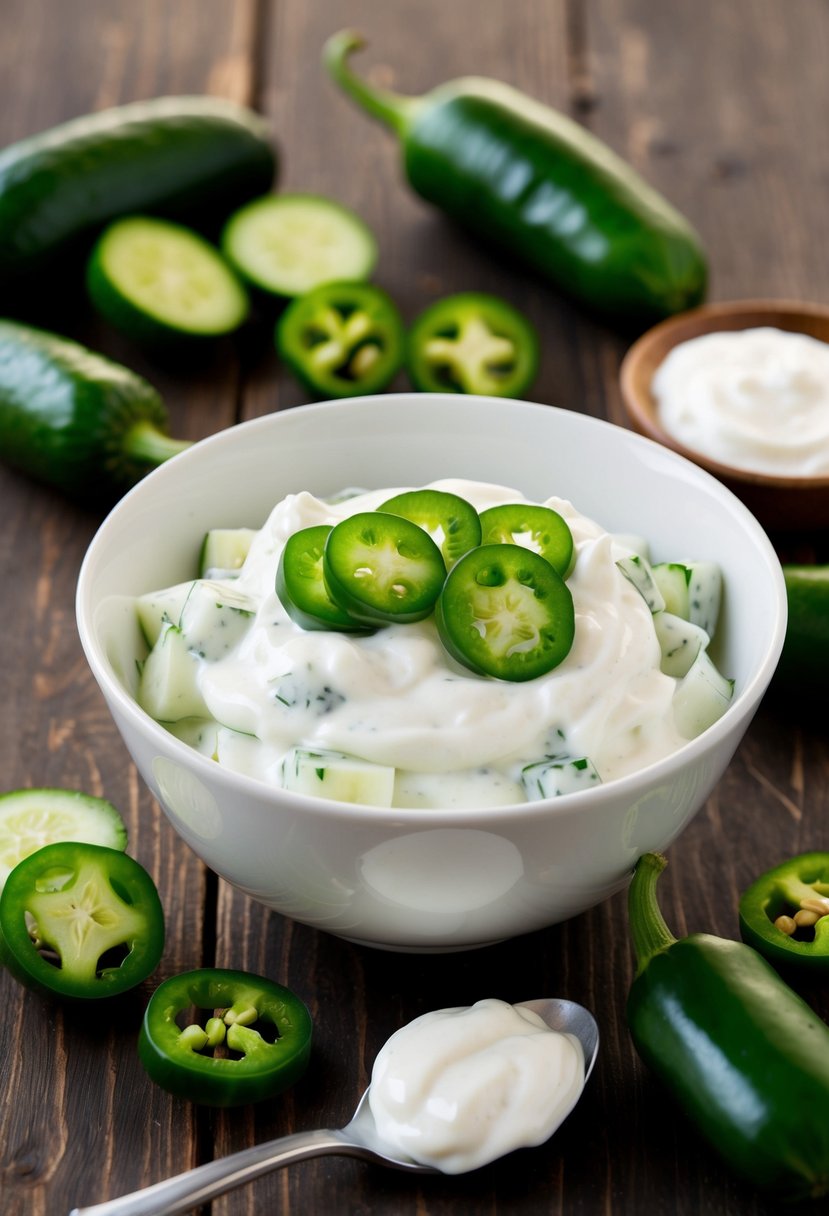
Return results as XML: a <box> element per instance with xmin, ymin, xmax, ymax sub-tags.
<box><xmin>619</xmin><ymin>299</ymin><xmax>829</xmax><ymax>532</ymax></box>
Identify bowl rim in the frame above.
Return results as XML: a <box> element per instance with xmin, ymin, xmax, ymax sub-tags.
<box><xmin>76</xmin><ymin>392</ymin><xmax>788</xmax><ymax>826</ymax></box>
<box><xmin>619</xmin><ymin>297</ymin><xmax>829</xmax><ymax>490</ymax></box>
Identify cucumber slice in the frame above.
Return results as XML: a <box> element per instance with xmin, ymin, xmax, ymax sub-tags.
<box><xmin>279</xmin><ymin>747</ymin><xmax>395</xmax><ymax>807</ymax></box>
<box><xmin>673</xmin><ymin>650</ymin><xmax>734</xmax><ymax>739</ymax></box>
<box><xmin>616</xmin><ymin>554</ymin><xmax>665</xmax><ymax>614</ymax></box>
<box><xmin>137</xmin><ymin>580</ymin><xmax>197</xmax><ymax>647</ymax></box>
<box><xmin>138</xmin><ymin>622</ymin><xmax>209</xmax><ymax>722</ymax></box>
<box><xmin>653</xmin><ymin>610</ymin><xmax>710</xmax><ymax>678</ymax></box>
<box><xmin>0</xmin><ymin>788</ymin><xmax>127</xmax><ymax>890</ymax></box>
<box><xmin>221</xmin><ymin>193</ymin><xmax>378</xmax><ymax>298</ymax></box>
<box><xmin>521</xmin><ymin>756</ymin><xmax>602</xmax><ymax>800</ymax></box>
<box><xmin>87</xmin><ymin>215</ymin><xmax>249</xmax><ymax>344</ymax></box>
<box><xmin>179</xmin><ymin>580</ymin><xmax>256</xmax><ymax>661</ymax></box>
<box><xmin>199</xmin><ymin>528</ymin><xmax>258</xmax><ymax>577</ymax></box>
<box><xmin>652</xmin><ymin>561</ymin><xmax>722</xmax><ymax>637</ymax></box>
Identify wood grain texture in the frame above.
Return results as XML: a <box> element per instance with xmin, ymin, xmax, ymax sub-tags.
<box><xmin>0</xmin><ymin>1</ymin><xmax>828</xmax><ymax>1214</ymax></box>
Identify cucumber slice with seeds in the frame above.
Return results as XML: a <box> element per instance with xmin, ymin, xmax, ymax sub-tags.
<box><xmin>0</xmin><ymin>789</ymin><xmax>127</xmax><ymax>890</ymax></box>
<box><xmin>87</xmin><ymin>215</ymin><xmax>249</xmax><ymax>344</ymax></box>
<box><xmin>221</xmin><ymin>193</ymin><xmax>378</xmax><ymax>298</ymax></box>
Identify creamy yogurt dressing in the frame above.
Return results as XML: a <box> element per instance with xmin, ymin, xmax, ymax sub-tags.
<box><xmin>368</xmin><ymin>997</ymin><xmax>584</xmax><ymax>1173</ymax></box>
<box><xmin>192</xmin><ymin>478</ymin><xmax>688</xmax><ymax>807</ymax></box>
<box><xmin>652</xmin><ymin>326</ymin><xmax>829</xmax><ymax>477</ymax></box>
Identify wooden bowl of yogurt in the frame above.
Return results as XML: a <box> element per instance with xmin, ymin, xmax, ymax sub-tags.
<box><xmin>619</xmin><ymin>299</ymin><xmax>829</xmax><ymax>532</ymax></box>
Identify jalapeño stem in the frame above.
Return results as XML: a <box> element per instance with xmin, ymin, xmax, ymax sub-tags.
<box><xmin>628</xmin><ymin>852</ymin><xmax>677</xmax><ymax>975</ymax></box>
<box><xmin>123</xmin><ymin>419</ymin><xmax>191</xmax><ymax>466</ymax></box>
<box><xmin>323</xmin><ymin>30</ymin><xmax>422</xmax><ymax>136</ymax></box>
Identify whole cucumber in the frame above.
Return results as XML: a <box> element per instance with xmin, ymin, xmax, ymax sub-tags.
<box><xmin>0</xmin><ymin>320</ymin><xmax>189</xmax><ymax>506</ymax></box>
<box><xmin>0</xmin><ymin>96</ymin><xmax>276</xmax><ymax>286</ymax></box>
<box><xmin>325</xmin><ymin>32</ymin><xmax>706</xmax><ymax>326</ymax></box>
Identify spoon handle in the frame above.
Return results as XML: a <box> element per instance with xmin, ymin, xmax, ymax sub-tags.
<box><xmin>67</xmin><ymin>1129</ymin><xmax>362</xmax><ymax>1216</ymax></box>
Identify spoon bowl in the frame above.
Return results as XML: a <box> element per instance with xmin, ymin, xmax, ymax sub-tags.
<box><xmin>68</xmin><ymin>998</ymin><xmax>599</xmax><ymax>1216</ymax></box>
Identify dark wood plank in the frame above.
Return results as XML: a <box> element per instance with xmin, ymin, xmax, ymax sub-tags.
<box><xmin>0</xmin><ymin>2</ymin><xmax>259</xmax><ymax>1213</ymax></box>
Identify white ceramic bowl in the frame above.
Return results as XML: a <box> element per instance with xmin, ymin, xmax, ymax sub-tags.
<box><xmin>76</xmin><ymin>394</ymin><xmax>786</xmax><ymax>952</ymax></box>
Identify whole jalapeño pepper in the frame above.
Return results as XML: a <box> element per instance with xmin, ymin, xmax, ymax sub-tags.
<box><xmin>627</xmin><ymin>853</ymin><xmax>829</xmax><ymax>1200</ymax></box>
<box><xmin>325</xmin><ymin>31</ymin><xmax>707</xmax><ymax>326</ymax></box>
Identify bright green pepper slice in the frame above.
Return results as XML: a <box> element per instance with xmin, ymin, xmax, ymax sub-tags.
<box><xmin>407</xmin><ymin>292</ymin><xmax>539</xmax><ymax>396</ymax></box>
<box><xmin>378</xmin><ymin>488</ymin><xmax>482</xmax><ymax>570</ymax></box>
<box><xmin>738</xmin><ymin>852</ymin><xmax>829</xmax><ymax>971</ymax></box>
<box><xmin>323</xmin><ymin>511</ymin><xmax>446</xmax><ymax>625</ymax></box>
<box><xmin>478</xmin><ymin>503</ymin><xmax>574</xmax><ymax>577</ymax></box>
<box><xmin>436</xmin><ymin>543</ymin><xmax>575</xmax><ymax>681</ymax></box>
<box><xmin>138</xmin><ymin>967</ymin><xmax>313</xmax><ymax>1106</ymax></box>
<box><xmin>0</xmin><ymin>841</ymin><xmax>164</xmax><ymax>1000</ymax></box>
<box><xmin>275</xmin><ymin>524</ymin><xmax>371</xmax><ymax>632</ymax></box>
<box><xmin>275</xmin><ymin>280</ymin><xmax>405</xmax><ymax>398</ymax></box>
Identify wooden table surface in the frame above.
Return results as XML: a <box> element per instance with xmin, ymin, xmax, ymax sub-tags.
<box><xmin>2</xmin><ymin>2</ymin><xmax>828</xmax><ymax>1214</ymax></box>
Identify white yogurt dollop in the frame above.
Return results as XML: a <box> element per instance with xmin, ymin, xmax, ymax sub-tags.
<box><xmin>368</xmin><ymin>998</ymin><xmax>585</xmax><ymax>1173</ymax></box>
<box><xmin>652</xmin><ymin>326</ymin><xmax>829</xmax><ymax>477</ymax></box>
<box><xmin>194</xmin><ymin>479</ymin><xmax>687</xmax><ymax>805</ymax></box>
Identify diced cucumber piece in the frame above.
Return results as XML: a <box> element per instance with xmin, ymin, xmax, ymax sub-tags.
<box><xmin>686</xmin><ymin>562</ymin><xmax>723</xmax><ymax>638</ymax></box>
<box><xmin>651</xmin><ymin>563</ymin><xmax>690</xmax><ymax>616</ymax></box>
<box><xmin>0</xmin><ymin>788</ymin><xmax>127</xmax><ymax>890</ymax></box>
<box><xmin>653</xmin><ymin>611</ymin><xmax>711</xmax><ymax>678</ymax></box>
<box><xmin>137</xmin><ymin>580</ymin><xmax>197</xmax><ymax>647</ymax></box>
<box><xmin>611</xmin><ymin>534</ymin><xmax>651</xmax><ymax>562</ymax></box>
<box><xmin>198</xmin><ymin>527</ymin><xmax>258</xmax><ymax>577</ymax></box>
<box><xmin>164</xmin><ymin>717</ymin><xmax>220</xmax><ymax>758</ymax></box>
<box><xmin>179</xmin><ymin>580</ymin><xmax>256</xmax><ymax>661</ymax></box>
<box><xmin>673</xmin><ymin>650</ymin><xmax>734</xmax><ymax>739</ymax></box>
<box><xmin>521</xmin><ymin>756</ymin><xmax>602</xmax><ymax>800</ymax></box>
<box><xmin>652</xmin><ymin>561</ymin><xmax>722</xmax><ymax>638</ymax></box>
<box><xmin>616</xmin><ymin>554</ymin><xmax>665</xmax><ymax>613</ymax></box>
<box><xmin>279</xmin><ymin>747</ymin><xmax>395</xmax><ymax>807</ymax></box>
<box><xmin>138</xmin><ymin>622</ymin><xmax>209</xmax><ymax>721</ymax></box>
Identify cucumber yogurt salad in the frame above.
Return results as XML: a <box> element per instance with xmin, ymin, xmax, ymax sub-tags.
<box><xmin>134</xmin><ymin>479</ymin><xmax>733</xmax><ymax>809</ymax></box>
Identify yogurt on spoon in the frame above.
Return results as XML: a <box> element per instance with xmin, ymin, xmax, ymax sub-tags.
<box><xmin>368</xmin><ymin>997</ymin><xmax>586</xmax><ymax>1173</ymax></box>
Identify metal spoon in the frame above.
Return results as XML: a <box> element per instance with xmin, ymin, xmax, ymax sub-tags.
<box><xmin>68</xmin><ymin>997</ymin><xmax>599</xmax><ymax>1216</ymax></box>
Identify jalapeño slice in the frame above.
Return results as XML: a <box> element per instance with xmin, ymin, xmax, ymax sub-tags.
<box><xmin>478</xmin><ymin>503</ymin><xmax>574</xmax><ymax>577</ymax></box>
<box><xmin>436</xmin><ymin>543</ymin><xmax>575</xmax><ymax>681</ymax></box>
<box><xmin>323</xmin><ymin>511</ymin><xmax>445</xmax><ymax>625</ymax></box>
<box><xmin>276</xmin><ymin>280</ymin><xmax>405</xmax><ymax>397</ymax></box>
<box><xmin>276</xmin><ymin>524</ymin><xmax>370</xmax><ymax>632</ymax></box>
<box><xmin>0</xmin><ymin>841</ymin><xmax>164</xmax><ymax>1000</ymax></box>
<box><xmin>407</xmin><ymin>291</ymin><xmax>539</xmax><ymax>396</ymax></box>
<box><xmin>378</xmin><ymin>489</ymin><xmax>482</xmax><ymax>570</ymax></box>
<box><xmin>139</xmin><ymin>967</ymin><xmax>313</xmax><ymax>1106</ymax></box>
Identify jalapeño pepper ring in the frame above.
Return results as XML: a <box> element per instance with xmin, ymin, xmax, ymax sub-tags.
<box><xmin>138</xmin><ymin>968</ymin><xmax>313</xmax><ymax>1106</ymax></box>
<box><xmin>739</xmin><ymin>852</ymin><xmax>829</xmax><ymax>971</ymax></box>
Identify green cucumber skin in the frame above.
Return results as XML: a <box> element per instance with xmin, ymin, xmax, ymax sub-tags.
<box><xmin>0</xmin><ymin>320</ymin><xmax>169</xmax><ymax>504</ymax></box>
<box><xmin>0</xmin><ymin>96</ymin><xmax>277</xmax><ymax>285</ymax></box>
